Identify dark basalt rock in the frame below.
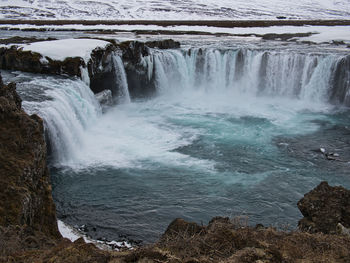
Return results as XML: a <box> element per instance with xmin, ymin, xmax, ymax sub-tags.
<box><xmin>0</xmin><ymin>36</ymin><xmax>57</xmax><ymax>45</ymax></box>
<box><xmin>298</xmin><ymin>181</ymin><xmax>350</xmax><ymax>234</ymax></box>
<box><xmin>88</xmin><ymin>44</ymin><xmax>118</xmax><ymax>95</ymax></box>
<box><xmin>144</xmin><ymin>39</ymin><xmax>180</xmax><ymax>49</ymax></box>
<box><xmin>119</xmin><ymin>41</ymin><xmax>154</xmax><ymax>98</ymax></box>
<box><xmin>118</xmin><ymin>39</ymin><xmax>180</xmax><ymax>98</ymax></box>
<box><xmin>0</xmin><ymin>45</ymin><xmax>84</xmax><ymax>76</ymax></box>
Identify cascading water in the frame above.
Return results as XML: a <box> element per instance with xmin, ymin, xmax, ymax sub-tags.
<box><xmin>144</xmin><ymin>48</ymin><xmax>349</xmax><ymax>105</ymax></box>
<box><xmin>8</xmin><ymin>44</ymin><xmax>350</xmax><ymax>244</ymax></box>
<box><xmin>6</xmin><ymin>72</ymin><xmax>102</xmax><ymax>166</ymax></box>
<box><xmin>112</xmin><ymin>54</ymin><xmax>131</xmax><ymax>104</ymax></box>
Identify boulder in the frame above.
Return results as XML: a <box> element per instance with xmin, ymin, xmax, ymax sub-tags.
<box><xmin>95</xmin><ymin>89</ymin><xmax>113</xmax><ymax>109</ymax></box>
<box><xmin>298</xmin><ymin>181</ymin><xmax>350</xmax><ymax>234</ymax></box>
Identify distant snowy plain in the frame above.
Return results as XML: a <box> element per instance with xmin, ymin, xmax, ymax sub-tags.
<box><xmin>0</xmin><ymin>0</ymin><xmax>349</xmax><ymax>20</ymax></box>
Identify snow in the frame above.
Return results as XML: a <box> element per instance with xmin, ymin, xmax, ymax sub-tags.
<box><xmin>0</xmin><ymin>0</ymin><xmax>349</xmax><ymax>20</ymax></box>
<box><xmin>296</xmin><ymin>26</ymin><xmax>350</xmax><ymax>43</ymax></box>
<box><xmin>20</xmin><ymin>39</ymin><xmax>110</xmax><ymax>63</ymax></box>
<box><xmin>57</xmin><ymin>220</ymin><xmax>81</xmax><ymax>242</ymax></box>
<box><xmin>57</xmin><ymin>220</ymin><xmax>133</xmax><ymax>251</ymax></box>
<box><xmin>3</xmin><ymin>24</ymin><xmax>350</xmax><ymax>45</ymax></box>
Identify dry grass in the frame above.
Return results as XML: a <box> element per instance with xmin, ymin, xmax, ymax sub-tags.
<box><xmin>117</xmin><ymin>217</ymin><xmax>350</xmax><ymax>263</ymax></box>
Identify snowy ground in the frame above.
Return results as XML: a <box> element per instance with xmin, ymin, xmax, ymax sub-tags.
<box><xmin>20</xmin><ymin>39</ymin><xmax>110</xmax><ymax>63</ymax></box>
<box><xmin>0</xmin><ymin>0</ymin><xmax>349</xmax><ymax>20</ymax></box>
<box><xmin>1</xmin><ymin>23</ymin><xmax>350</xmax><ymax>45</ymax></box>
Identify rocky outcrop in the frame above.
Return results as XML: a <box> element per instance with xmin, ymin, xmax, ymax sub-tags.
<box><xmin>0</xmin><ymin>38</ymin><xmax>181</xmax><ymax>100</ymax></box>
<box><xmin>0</xmin><ymin>45</ymin><xmax>84</xmax><ymax>76</ymax></box>
<box><xmin>119</xmin><ymin>39</ymin><xmax>180</xmax><ymax>98</ymax></box>
<box><xmin>88</xmin><ymin>44</ymin><xmax>118</xmax><ymax>95</ymax></box>
<box><xmin>0</xmin><ymin>75</ymin><xmax>60</xmax><ymax>253</ymax></box>
<box><xmin>298</xmin><ymin>181</ymin><xmax>350</xmax><ymax>234</ymax></box>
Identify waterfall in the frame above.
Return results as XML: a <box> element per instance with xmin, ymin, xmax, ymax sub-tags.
<box><xmin>21</xmin><ymin>76</ymin><xmax>101</xmax><ymax>166</ymax></box>
<box><xmin>13</xmin><ymin>46</ymin><xmax>349</xmax><ymax>167</ymax></box>
<box><xmin>112</xmin><ymin>54</ymin><xmax>131</xmax><ymax>104</ymax></box>
<box><xmin>141</xmin><ymin>48</ymin><xmax>350</xmax><ymax>106</ymax></box>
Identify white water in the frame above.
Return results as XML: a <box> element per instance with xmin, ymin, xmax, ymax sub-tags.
<box><xmin>19</xmin><ymin>76</ymin><xmax>101</xmax><ymax>165</ymax></box>
<box><xmin>112</xmin><ymin>55</ymin><xmax>131</xmax><ymax>104</ymax></box>
<box><xmin>145</xmin><ymin>48</ymin><xmax>348</xmax><ymax>105</ymax></box>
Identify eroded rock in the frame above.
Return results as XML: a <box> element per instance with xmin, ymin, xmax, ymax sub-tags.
<box><xmin>298</xmin><ymin>181</ymin><xmax>350</xmax><ymax>234</ymax></box>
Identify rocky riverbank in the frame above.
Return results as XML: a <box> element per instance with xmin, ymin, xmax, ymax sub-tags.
<box><xmin>1</xmin><ymin>75</ymin><xmax>350</xmax><ymax>262</ymax></box>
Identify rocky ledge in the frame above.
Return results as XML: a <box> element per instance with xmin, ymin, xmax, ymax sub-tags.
<box><xmin>0</xmin><ymin>38</ymin><xmax>180</xmax><ymax>99</ymax></box>
<box><xmin>1</xmin><ymin>76</ymin><xmax>350</xmax><ymax>262</ymax></box>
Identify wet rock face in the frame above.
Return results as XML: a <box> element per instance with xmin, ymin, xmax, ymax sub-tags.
<box><xmin>0</xmin><ymin>77</ymin><xmax>60</xmax><ymax>250</ymax></box>
<box><xmin>89</xmin><ymin>45</ymin><xmax>118</xmax><ymax>95</ymax></box>
<box><xmin>120</xmin><ymin>39</ymin><xmax>181</xmax><ymax>98</ymax></box>
<box><xmin>298</xmin><ymin>181</ymin><xmax>350</xmax><ymax>234</ymax></box>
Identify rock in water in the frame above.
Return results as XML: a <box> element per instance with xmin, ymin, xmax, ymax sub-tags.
<box><xmin>95</xmin><ymin>89</ymin><xmax>113</xmax><ymax>109</ymax></box>
<box><xmin>298</xmin><ymin>181</ymin><xmax>350</xmax><ymax>234</ymax></box>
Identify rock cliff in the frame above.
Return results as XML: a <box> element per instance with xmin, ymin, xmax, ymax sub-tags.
<box><xmin>0</xmin><ymin>74</ymin><xmax>59</xmax><ymax>254</ymax></box>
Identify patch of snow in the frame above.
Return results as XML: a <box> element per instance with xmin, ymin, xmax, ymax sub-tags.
<box><xmin>295</xmin><ymin>26</ymin><xmax>350</xmax><ymax>43</ymax></box>
<box><xmin>19</xmin><ymin>39</ymin><xmax>110</xmax><ymax>63</ymax></box>
<box><xmin>39</xmin><ymin>56</ymin><xmax>49</xmax><ymax>64</ymax></box>
<box><xmin>57</xmin><ymin>220</ymin><xmax>81</xmax><ymax>242</ymax></box>
<box><xmin>57</xmin><ymin>220</ymin><xmax>132</xmax><ymax>251</ymax></box>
